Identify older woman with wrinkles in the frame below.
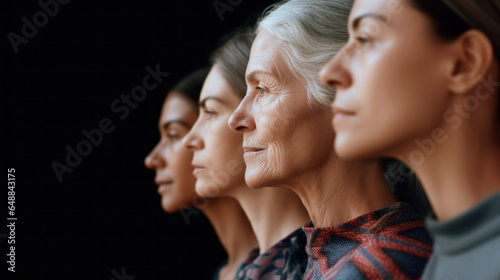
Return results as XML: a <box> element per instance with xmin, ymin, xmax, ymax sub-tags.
<box><xmin>229</xmin><ymin>0</ymin><xmax>433</xmax><ymax>279</ymax></box>
<box><xmin>183</xmin><ymin>26</ymin><xmax>310</xmax><ymax>280</ymax></box>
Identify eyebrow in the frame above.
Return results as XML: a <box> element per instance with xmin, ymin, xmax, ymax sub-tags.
<box><xmin>246</xmin><ymin>69</ymin><xmax>276</xmax><ymax>84</ymax></box>
<box><xmin>162</xmin><ymin>120</ymin><xmax>191</xmax><ymax>130</ymax></box>
<box><xmin>199</xmin><ymin>96</ymin><xmax>225</xmax><ymax>108</ymax></box>
<box><xmin>352</xmin><ymin>13</ymin><xmax>388</xmax><ymax>31</ymax></box>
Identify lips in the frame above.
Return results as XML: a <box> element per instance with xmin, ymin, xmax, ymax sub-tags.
<box><xmin>155</xmin><ymin>180</ymin><xmax>173</xmax><ymax>186</ymax></box>
<box><xmin>332</xmin><ymin>106</ymin><xmax>355</xmax><ymax>116</ymax></box>
<box><xmin>191</xmin><ymin>163</ymin><xmax>207</xmax><ymax>175</ymax></box>
<box><xmin>243</xmin><ymin>147</ymin><xmax>264</xmax><ymax>153</ymax></box>
<box><xmin>242</xmin><ymin>147</ymin><xmax>265</xmax><ymax>157</ymax></box>
<box><xmin>332</xmin><ymin>105</ymin><xmax>355</xmax><ymax>124</ymax></box>
<box><xmin>155</xmin><ymin>180</ymin><xmax>173</xmax><ymax>195</ymax></box>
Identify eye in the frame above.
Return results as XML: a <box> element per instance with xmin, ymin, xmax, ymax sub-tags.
<box><xmin>204</xmin><ymin>109</ymin><xmax>216</xmax><ymax>120</ymax></box>
<box><xmin>354</xmin><ymin>36</ymin><xmax>371</xmax><ymax>47</ymax></box>
<box><xmin>167</xmin><ymin>133</ymin><xmax>180</xmax><ymax>140</ymax></box>
<box><xmin>256</xmin><ymin>86</ymin><xmax>268</xmax><ymax>95</ymax></box>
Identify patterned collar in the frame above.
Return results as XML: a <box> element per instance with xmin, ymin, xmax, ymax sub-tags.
<box><xmin>236</xmin><ymin>227</ymin><xmax>308</xmax><ymax>280</ymax></box>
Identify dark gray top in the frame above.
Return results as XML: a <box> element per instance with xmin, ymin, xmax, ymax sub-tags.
<box><xmin>423</xmin><ymin>191</ymin><xmax>500</xmax><ymax>280</ymax></box>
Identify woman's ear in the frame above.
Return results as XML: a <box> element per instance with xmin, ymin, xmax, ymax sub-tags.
<box><xmin>446</xmin><ymin>29</ymin><xmax>494</xmax><ymax>95</ymax></box>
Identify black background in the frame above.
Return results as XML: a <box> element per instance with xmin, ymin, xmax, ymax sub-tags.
<box><xmin>2</xmin><ymin>0</ymin><xmax>276</xmax><ymax>279</ymax></box>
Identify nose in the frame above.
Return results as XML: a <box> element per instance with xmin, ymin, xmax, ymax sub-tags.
<box><xmin>228</xmin><ymin>96</ymin><xmax>255</xmax><ymax>133</ymax></box>
<box><xmin>145</xmin><ymin>142</ymin><xmax>165</xmax><ymax>170</ymax></box>
<box><xmin>182</xmin><ymin>122</ymin><xmax>204</xmax><ymax>150</ymax></box>
<box><xmin>320</xmin><ymin>47</ymin><xmax>352</xmax><ymax>91</ymax></box>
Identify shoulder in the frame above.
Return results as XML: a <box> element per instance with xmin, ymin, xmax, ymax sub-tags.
<box><xmin>336</xmin><ymin>204</ymin><xmax>433</xmax><ymax>279</ymax></box>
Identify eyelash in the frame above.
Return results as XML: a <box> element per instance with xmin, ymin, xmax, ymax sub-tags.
<box><xmin>354</xmin><ymin>34</ymin><xmax>373</xmax><ymax>49</ymax></box>
<box><xmin>356</xmin><ymin>36</ymin><xmax>370</xmax><ymax>44</ymax></box>
<box><xmin>204</xmin><ymin>109</ymin><xmax>215</xmax><ymax>120</ymax></box>
<box><xmin>167</xmin><ymin>133</ymin><xmax>180</xmax><ymax>140</ymax></box>
<box><xmin>256</xmin><ymin>86</ymin><xmax>268</xmax><ymax>95</ymax></box>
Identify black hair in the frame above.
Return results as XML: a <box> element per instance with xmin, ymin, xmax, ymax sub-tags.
<box><xmin>381</xmin><ymin>158</ymin><xmax>432</xmax><ymax>217</ymax></box>
<box><xmin>210</xmin><ymin>25</ymin><xmax>256</xmax><ymax>99</ymax></box>
<box><xmin>409</xmin><ymin>0</ymin><xmax>470</xmax><ymax>40</ymax></box>
<box><xmin>171</xmin><ymin>67</ymin><xmax>211</xmax><ymax>105</ymax></box>
<box><xmin>409</xmin><ymin>0</ymin><xmax>500</xmax><ymax>121</ymax></box>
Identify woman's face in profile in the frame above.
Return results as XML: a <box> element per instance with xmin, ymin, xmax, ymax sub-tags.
<box><xmin>229</xmin><ymin>30</ymin><xmax>336</xmax><ymax>189</ymax></box>
<box><xmin>145</xmin><ymin>92</ymin><xmax>199</xmax><ymax>213</ymax></box>
<box><xmin>183</xmin><ymin>65</ymin><xmax>246</xmax><ymax>198</ymax></box>
<box><xmin>320</xmin><ymin>0</ymin><xmax>454</xmax><ymax>161</ymax></box>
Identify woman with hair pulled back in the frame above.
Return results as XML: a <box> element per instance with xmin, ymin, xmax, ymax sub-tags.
<box><xmin>183</xmin><ymin>26</ymin><xmax>311</xmax><ymax>280</ymax></box>
<box><xmin>144</xmin><ymin>68</ymin><xmax>257</xmax><ymax>280</ymax></box>
<box><xmin>321</xmin><ymin>0</ymin><xmax>500</xmax><ymax>279</ymax></box>
<box><xmin>229</xmin><ymin>0</ymin><xmax>433</xmax><ymax>279</ymax></box>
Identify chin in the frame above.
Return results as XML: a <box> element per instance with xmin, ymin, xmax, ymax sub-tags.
<box><xmin>161</xmin><ymin>200</ymin><xmax>180</xmax><ymax>213</ymax></box>
<box><xmin>334</xmin><ymin>134</ymin><xmax>364</xmax><ymax>160</ymax></box>
<box><xmin>244</xmin><ymin>167</ymin><xmax>271</xmax><ymax>189</ymax></box>
<box><xmin>195</xmin><ymin>181</ymin><xmax>222</xmax><ymax>198</ymax></box>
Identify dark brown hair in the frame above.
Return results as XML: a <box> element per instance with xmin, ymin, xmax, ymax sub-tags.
<box><xmin>210</xmin><ymin>26</ymin><xmax>256</xmax><ymax>99</ymax></box>
<box><xmin>409</xmin><ymin>0</ymin><xmax>471</xmax><ymax>40</ymax></box>
<box><xmin>171</xmin><ymin>67</ymin><xmax>210</xmax><ymax>106</ymax></box>
<box><xmin>410</xmin><ymin>0</ymin><xmax>500</xmax><ymax>122</ymax></box>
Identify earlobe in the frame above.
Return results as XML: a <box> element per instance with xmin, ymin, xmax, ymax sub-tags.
<box><xmin>447</xmin><ymin>29</ymin><xmax>494</xmax><ymax>95</ymax></box>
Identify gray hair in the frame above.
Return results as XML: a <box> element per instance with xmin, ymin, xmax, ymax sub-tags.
<box><xmin>257</xmin><ymin>0</ymin><xmax>353</xmax><ymax>110</ymax></box>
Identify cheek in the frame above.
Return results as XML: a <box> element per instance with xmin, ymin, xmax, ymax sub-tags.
<box><xmin>205</xmin><ymin>120</ymin><xmax>246</xmax><ymax>191</ymax></box>
<box><xmin>365</xmin><ymin>52</ymin><xmax>446</xmax><ymax>128</ymax></box>
<box><xmin>345</xmin><ymin>47</ymin><xmax>449</xmax><ymax>156</ymax></box>
<box><xmin>161</xmin><ymin>146</ymin><xmax>196</xmax><ymax>212</ymax></box>
<box><xmin>257</xmin><ymin>97</ymin><xmax>299</xmax><ymax>143</ymax></box>
<box><xmin>211</xmin><ymin>119</ymin><xmax>244</xmax><ymax>161</ymax></box>
<box><xmin>170</xmin><ymin>143</ymin><xmax>194</xmax><ymax>178</ymax></box>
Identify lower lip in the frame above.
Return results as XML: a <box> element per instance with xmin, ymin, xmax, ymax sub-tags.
<box><xmin>193</xmin><ymin>168</ymin><xmax>206</xmax><ymax>175</ymax></box>
<box><xmin>333</xmin><ymin>113</ymin><xmax>354</xmax><ymax>124</ymax></box>
<box><xmin>244</xmin><ymin>150</ymin><xmax>264</xmax><ymax>157</ymax></box>
<box><xmin>158</xmin><ymin>183</ymin><xmax>173</xmax><ymax>194</ymax></box>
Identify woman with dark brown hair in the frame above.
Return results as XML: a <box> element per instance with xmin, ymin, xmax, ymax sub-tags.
<box><xmin>145</xmin><ymin>68</ymin><xmax>257</xmax><ymax>280</ymax></box>
<box><xmin>321</xmin><ymin>0</ymin><xmax>500</xmax><ymax>279</ymax></box>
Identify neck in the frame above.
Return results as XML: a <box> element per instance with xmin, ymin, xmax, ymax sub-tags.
<box><xmin>201</xmin><ymin>197</ymin><xmax>257</xmax><ymax>266</ymax></box>
<box><xmin>400</xmin><ymin>101</ymin><xmax>500</xmax><ymax>221</ymax></box>
<box><xmin>293</xmin><ymin>158</ymin><xmax>396</xmax><ymax>228</ymax></box>
<box><xmin>233</xmin><ymin>185</ymin><xmax>309</xmax><ymax>254</ymax></box>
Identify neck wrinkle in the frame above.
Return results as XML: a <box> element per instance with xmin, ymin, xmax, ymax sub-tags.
<box><xmin>234</xmin><ymin>184</ymin><xmax>310</xmax><ymax>254</ymax></box>
<box><xmin>294</xmin><ymin>158</ymin><xmax>396</xmax><ymax>228</ymax></box>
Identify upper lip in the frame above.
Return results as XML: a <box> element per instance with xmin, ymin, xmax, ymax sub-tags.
<box><xmin>191</xmin><ymin>163</ymin><xmax>206</xmax><ymax>169</ymax></box>
<box><xmin>332</xmin><ymin>106</ymin><xmax>355</xmax><ymax>116</ymax></box>
<box><xmin>155</xmin><ymin>180</ymin><xmax>173</xmax><ymax>186</ymax></box>
<box><xmin>243</xmin><ymin>147</ymin><xmax>264</xmax><ymax>153</ymax></box>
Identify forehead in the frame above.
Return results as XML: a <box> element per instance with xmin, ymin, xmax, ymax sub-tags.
<box><xmin>200</xmin><ymin>65</ymin><xmax>232</xmax><ymax>99</ymax></box>
<box><xmin>246</xmin><ymin>30</ymin><xmax>290</xmax><ymax>81</ymax></box>
<box><xmin>353</xmin><ymin>0</ymin><xmax>391</xmax><ymax>13</ymax></box>
<box><xmin>200</xmin><ymin>64</ymin><xmax>243</xmax><ymax>108</ymax></box>
<box><xmin>350</xmin><ymin>0</ymin><xmax>408</xmax><ymax>25</ymax></box>
<box><xmin>160</xmin><ymin>92</ymin><xmax>197</xmax><ymax>123</ymax></box>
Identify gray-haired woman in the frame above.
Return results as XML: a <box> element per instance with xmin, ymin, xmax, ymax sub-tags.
<box><xmin>229</xmin><ymin>0</ymin><xmax>433</xmax><ymax>279</ymax></box>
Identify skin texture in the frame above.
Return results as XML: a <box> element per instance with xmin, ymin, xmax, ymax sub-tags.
<box><xmin>229</xmin><ymin>30</ymin><xmax>336</xmax><ymax>190</ymax></box>
<box><xmin>229</xmin><ymin>30</ymin><xmax>396</xmax><ymax>228</ymax></box>
<box><xmin>145</xmin><ymin>90</ymin><xmax>257</xmax><ymax>280</ymax></box>
<box><xmin>185</xmin><ymin>63</ymin><xmax>309</xmax><ymax>253</ymax></box>
<box><xmin>321</xmin><ymin>0</ymin><xmax>453</xmax><ymax>160</ymax></box>
<box><xmin>320</xmin><ymin>0</ymin><xmax>500</xmax><ymax>220</ymax></box>
<box><xmin>145</xmin><ymin>92</ymin><xmax>199</xmax><ymax>212</ymax></box>
<box><xmin>183</xmin><ymin>64</ymin><xmax>247</xmax><ymax>198</ymax></box>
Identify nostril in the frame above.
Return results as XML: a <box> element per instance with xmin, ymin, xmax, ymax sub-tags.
<box><xmin>236</xmin><ymin>126</ymin><xmax>247</xmax><ymax>131</ymax></box>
